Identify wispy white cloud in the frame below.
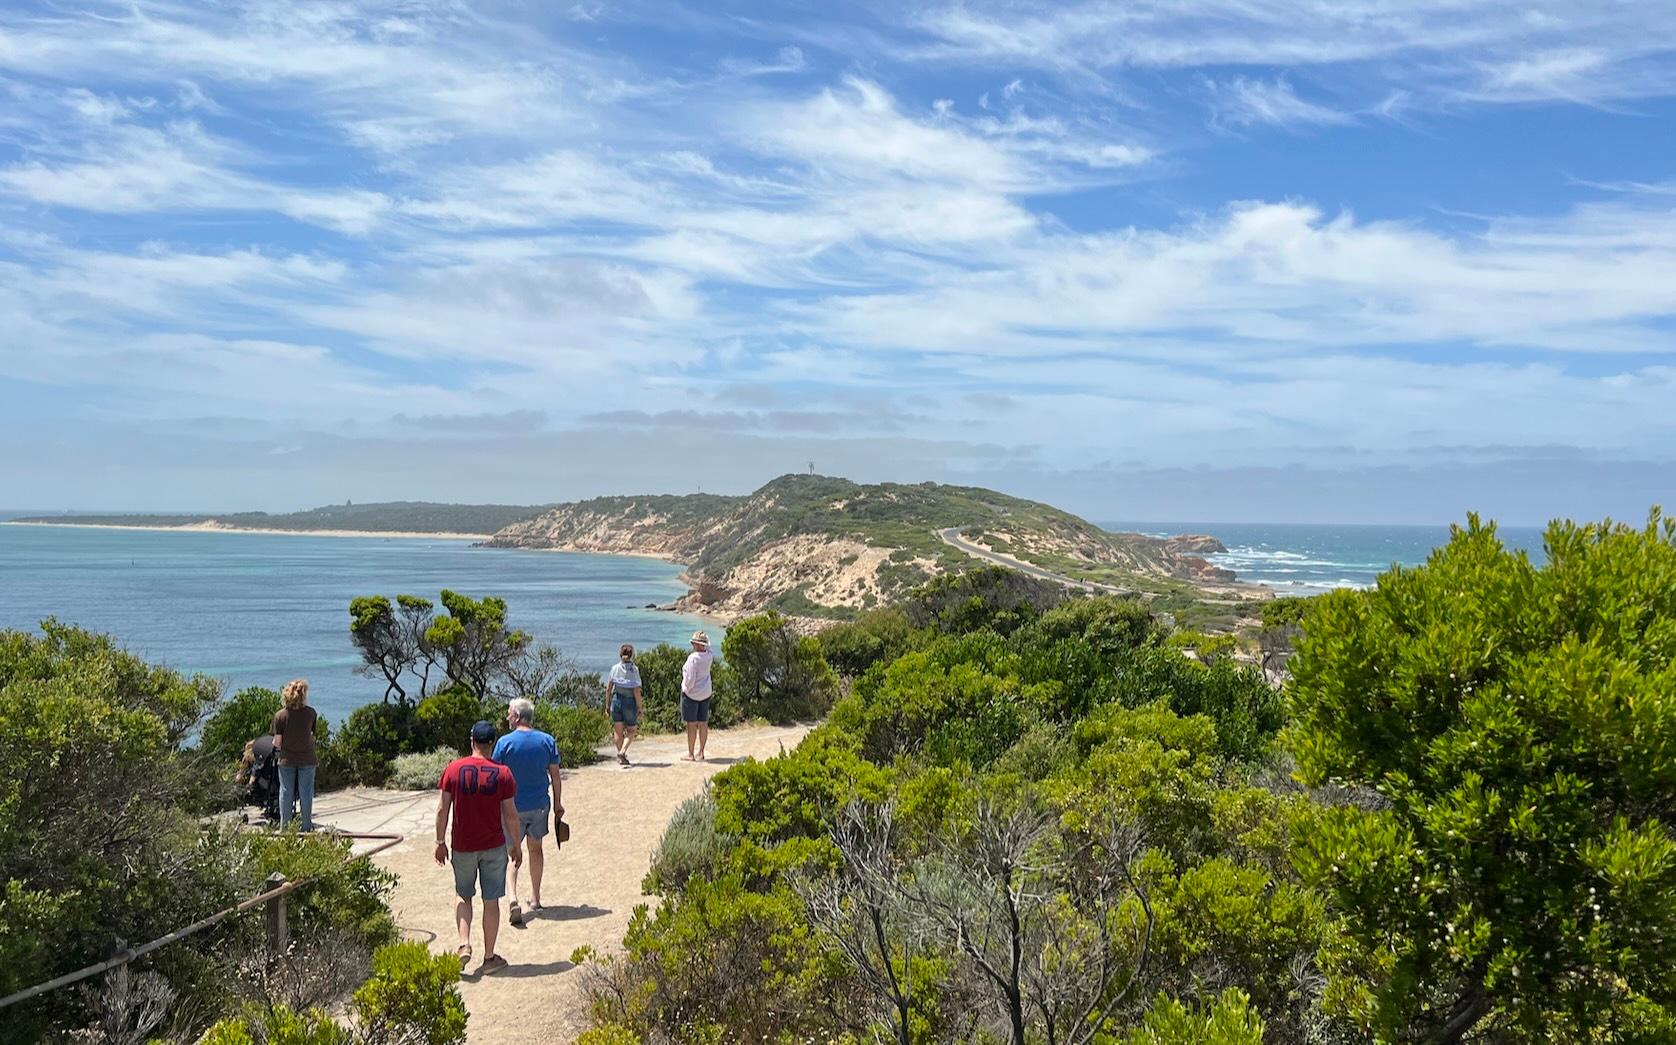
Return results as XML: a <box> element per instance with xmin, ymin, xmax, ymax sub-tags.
<box><xmin>1208</xmin><ymin>77</ymin><xmax>1350</xmax><ymax>128</ymax></box>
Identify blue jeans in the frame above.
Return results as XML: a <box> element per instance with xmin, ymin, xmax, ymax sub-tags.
<box><xmin>278</xmin><ymin>764</ymin><xmax>316</xmax><ymax>831</ymax></box>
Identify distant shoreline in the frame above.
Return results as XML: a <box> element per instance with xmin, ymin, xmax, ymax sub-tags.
<box><xmin>5</xmin><ymin>520</ymin><xmax>493</xmax><ymax>541</ymax></box>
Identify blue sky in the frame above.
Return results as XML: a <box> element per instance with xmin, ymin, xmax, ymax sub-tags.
<box><xmin>2</xmin><ymin>0</ymin><xmax>1674</xmax><ymax>523</ymax></box>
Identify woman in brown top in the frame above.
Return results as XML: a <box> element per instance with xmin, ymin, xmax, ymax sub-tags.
<box><xmin>271</xmin><ymin>678</ymin><xmax>318</xmax><ymax>830</ymax></box>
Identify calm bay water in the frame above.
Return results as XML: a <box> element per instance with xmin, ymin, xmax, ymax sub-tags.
<box><xmin>0</xmin><ymin>523</ymin><xmax>712</xmax><ymax>725</ymax></box>
<box><xmin>1104</xmin><ymin>520</ymin><xmax>1549</xmax><ymax>593</ymax></box>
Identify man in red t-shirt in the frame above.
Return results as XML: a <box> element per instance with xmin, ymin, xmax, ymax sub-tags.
<box><xmin>436</xmin><ymin>720</ymin><xmax>523</xmax><ymax>974</ymax></box>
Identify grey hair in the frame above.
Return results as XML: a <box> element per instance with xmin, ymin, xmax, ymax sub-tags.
<box><xmin>508</xmin><ymin>698</ymin><xmax>535</xmax><ymax>725</ymax></box>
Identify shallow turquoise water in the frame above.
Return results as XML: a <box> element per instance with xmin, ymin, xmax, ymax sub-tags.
<box><xmin>0</xmin><ymin>523</ymin><xmax>713</xmax><ymax>725</ymax></box>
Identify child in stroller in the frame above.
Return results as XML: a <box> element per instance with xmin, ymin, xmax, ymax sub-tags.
<box><xmin>238</xmin><ymin>734</ymin><xmax>281</xmax><ymax>823</ymax></box>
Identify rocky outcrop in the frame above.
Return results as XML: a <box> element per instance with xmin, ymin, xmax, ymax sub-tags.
<box><xmin>1162</xmin><ymin>534</ymin><xmax>1228</xmax><ymax>555</ymax></box>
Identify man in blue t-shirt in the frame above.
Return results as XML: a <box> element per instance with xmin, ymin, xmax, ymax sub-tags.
<box><xmin>491</xmin><ymin>699</ymin><xmax>564</xmax><ymax>926</ymax></box>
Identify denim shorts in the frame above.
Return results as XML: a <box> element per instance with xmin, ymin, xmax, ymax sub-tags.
<box><xmin>680</xmin><ymin>694</ymin><xmax>711</xmax><ymax>723</ymax></box>
<box><xmin>450</xmin><ymin>845</ymin><xmax>509</xmax><ymax>901</ymax></box>
<box><xmin>609</xmin><ymin>694</ymin><xmax>640</xmax><ymax>727</ymax></box>
<box><xmin>516</xmin><ymin>806</ymin><xmax>550</xmax><ymax>841</ymax></box>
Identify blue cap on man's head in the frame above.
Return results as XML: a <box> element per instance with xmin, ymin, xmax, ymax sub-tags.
<box><xmin>469</xmin><ymin>720</ymin><xmax>496</xmax><ymax>744</ymax></box>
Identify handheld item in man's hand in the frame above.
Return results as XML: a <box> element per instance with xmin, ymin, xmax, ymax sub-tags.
<box><xmin>556</xmin><ymin>816</ymin><xmax>571</xmax><ymax>845</ymax></box>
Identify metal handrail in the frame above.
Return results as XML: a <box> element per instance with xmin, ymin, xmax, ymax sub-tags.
<box><xmin>0</xmin><ymin>831</ymin><xmax>403</xmax><ymax>1011</ymax></box>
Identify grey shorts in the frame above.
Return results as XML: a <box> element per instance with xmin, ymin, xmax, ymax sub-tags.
<box><xmin>680</xmin><ymin>694</ymin><xmax>711</xmax><ymax>723</ymax></box>
<box><xmin>516</xmin><ymin>806</ymin><xmax>550</xmax><ymax>841</ymax></box>
<box><xmin>450</xmin><ymin>846</ymin><xmax>509</xmax><ymax>901</ymax></box>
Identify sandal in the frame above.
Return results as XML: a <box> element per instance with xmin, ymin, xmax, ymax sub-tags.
<box><xmin>455</xmin><ymin>944</ymin><xmax>472</xmax><ymax>963</ymax></box>
<box><xmin>480</xmin><ymin>954</ymin><xmax>509</xmax><ymax>975</ymax></box>
<box><xmin>508</xmin><ymin>901</ymin><xmax>524</xmax><ymax>927</ymax></box>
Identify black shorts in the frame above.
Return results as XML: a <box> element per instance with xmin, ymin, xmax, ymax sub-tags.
<box><xmin>680</xmin><ymin>695</ymin><xmax>711</xmax><ymax>723</ymax></box>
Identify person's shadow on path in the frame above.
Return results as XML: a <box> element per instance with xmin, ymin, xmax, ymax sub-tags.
<box><xmin>531</xmin><ymin>903</ymin><xmax>611</xmax><ymax>923</ymax></box>
<box><xmin>462</xmin><ymin>959</ymin><xmax>574</xmax><ymax>981</ymax></box>
<box><xmin>627</xmin><ymin>761</ymin><xmax>672</xmax><ymax>768</ymax></box>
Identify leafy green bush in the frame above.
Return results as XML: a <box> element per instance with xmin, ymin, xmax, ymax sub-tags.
<box><xmin>1124</xmin><ymin>990</ymin><xmax>1266</xmax><ymax>1044</ymax></box>
<box><xmin>414</xmin><ymin>686</ymin><xmax>482</xmax><ymax>754</ymax></box>
<box><xmin>390</xmin><ymin>747</ymin><xmax>456</xmax><ymax>791</ymax></box>
<box><xmin>0</xmin><ymin>622</ymin><xmax>229</xmax><ymax>1037</ymax></box>
<box><xmin>1289</xmin><ymin>513</ymin><xmax>1676</xmax><ymax>1038</ymax></box>
<box><xmin>334</xmin><ymin>702</ymin><xmax>420</xmax><ymax>786</ymax></box>
<box><xmin>202</xmin><ymin>1007</ymin><xmax>350</xmax><ymax>1045</ymax></box>
<box><xmin>1017</xmin><ymin>594</ymin><xmax>1165</xmax><ymax>656</ymax></box>
<box><xmin>722</xmin><ymin>611</ymin><xmax>838</xmax><ymax>722</ymax></box>
<box><xmin>351</xmin><ymin>942</ymin><xmax>467</xmax><ymax>1045</ymax></box>
<box><xmin>644</xmin><ymin>792</ymin><xmax>737</xmax><ymax>895</ymax></box>
<box><xmin>534</xmin><ymin>703</ymin><xmax>610</xmax><ymax>766</ymax></box>
<box><xmin>1164</xmin><ymin>629</ymin><xmax>1239</xmax><ymax>662</ymax></box>
<box><xmin>905</xmin><ymin>565</ymin><xmax>1067</xmax><ymax>636</ymax></box>
<box><xmin>815</xmin><ymin>605</ymin><xmax>921</xmax><ymax>677</ymax></box>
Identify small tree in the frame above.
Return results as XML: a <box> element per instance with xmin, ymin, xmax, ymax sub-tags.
<box><xmin>424</xmin><ymin>590</ymin><xmax>530</xmax><ymax>699</ymax></box>
<box><xmin>1288</xmin><ymin>512</ymin><xmax>1676</xmax><ymax>1039</ymax></box>
<box><xmin>348</xmin><ymin>595</ymin><xmax>440</xmax><ymax>706</ymax></box>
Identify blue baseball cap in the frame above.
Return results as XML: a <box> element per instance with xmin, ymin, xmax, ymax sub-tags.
<box><xmin>469</xmin><ymin>720</ymin><xmax>496</xmax><ymax>743</ymax></box>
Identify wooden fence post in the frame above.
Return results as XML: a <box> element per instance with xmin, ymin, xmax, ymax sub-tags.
<box><xmin>263</xmin><ymin>873</ymin><xmax>288</xmax><ymax>952</ymax></box>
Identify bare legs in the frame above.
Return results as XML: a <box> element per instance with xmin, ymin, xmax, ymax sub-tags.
<box><xmin>685</xmin><ymin>721</ymin><xmax>710</xmax><ymax>761</ymax></box>
<box><xmin>697</xmin><ymin>722</ymin><xmax>709</xmax><ymax>761</ymax></box>
<box><xmin>455</xmin><ymin>898</ymin><xmax>502</xmax><ymax>959</ymax></box>
<box><xmin>525</xmin><ymin>838</ymin><xmax>545</xmax><ymax>907</ymax></box>
<box><xmin>621</xmin><ymin>725</ymin><xmax>638</xmax><ymax>759</ymax></box>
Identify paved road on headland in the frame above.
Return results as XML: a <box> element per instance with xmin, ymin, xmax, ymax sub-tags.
<box><xmin>314</xmin><ymin>723</ymin><xmax>810</xmax><ymax>1044</ymax></box>
<box><xmin>936</xmin><ymin>527</ymin><xmax>1137</xmax><ymax>596</ymax></box>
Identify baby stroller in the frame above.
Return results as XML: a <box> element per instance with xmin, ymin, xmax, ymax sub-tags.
<box><xmin>242</xmin><ymin>734</ymin><xmax>280</xmax><ymax>823</ymax></box>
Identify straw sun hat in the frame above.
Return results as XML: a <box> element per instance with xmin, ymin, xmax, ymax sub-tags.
<box><xmin>690</xmin><ymin>630</ymin><xmax>710</xmax><ymax>648</ymax></box>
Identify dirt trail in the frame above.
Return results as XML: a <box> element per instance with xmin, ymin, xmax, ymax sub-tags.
<box><xmin>313</xmin><ymin>723</ymin><xmax>809</xmax><ymax>1043</ymax></box>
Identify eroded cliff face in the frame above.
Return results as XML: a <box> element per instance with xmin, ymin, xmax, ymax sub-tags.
<box><xmin>483</xmin><ymin>476</ymin><xmax>1236</xmax><ymax>616</ymax></box>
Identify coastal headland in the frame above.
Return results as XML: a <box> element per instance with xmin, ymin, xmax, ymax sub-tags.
<box><xmin>11</xmin><ymin>474</ymin><xmax>1250</xmax><ymax>621</ymax></box>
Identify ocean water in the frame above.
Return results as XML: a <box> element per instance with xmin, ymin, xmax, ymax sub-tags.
<box><xmin>1103</xmin><ymin>521</ymin><xmax>1549</xmax><ymax>593</ymax></box>
<box><xmin>0</xmin><ymin>523</ymin><xmax>713</xmax><ymax>725</ymax></box>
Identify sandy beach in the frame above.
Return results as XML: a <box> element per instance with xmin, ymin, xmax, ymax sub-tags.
<box><xmin>5</xmin><ymin>520</ymin><xmax>493</xmax><ymax>540</ymax></box>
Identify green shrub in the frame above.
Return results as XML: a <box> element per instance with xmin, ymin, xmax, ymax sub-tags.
<box><xmin>204</xmin><ymin>1005</ymin><xmax>351</xmax><ymax>1045</ymax></box>
<box><xmin>1164</xmin><ymin>629</ymin><xmax>1239</xmax><ymax>662</ymax></box>
<box><xmin>816</xmin><ymin>606</ymin><xmax>920</xmax><ymax>677</ymax></box>
<box><xmin>1017</xmin><ymin>594</ymin><xmax>1166</xmax><ymax>655</ymax></box>
<box><xmin>334</xmin><ymin>702</ymin><xmax>419</xmax><ymax>786</ymax></box>
<box><xmin>632</xmin><ymin>644</ymin><xmax>742</xmax><ymax>733</ymax></box>
<box><xmin>390</xmin><ymin>747</ymin><xmax>456</xmax><ymax>791</ymax></box>
<box><xmin>534</xmin><ymin>703</ymin><xmax>610</xmax><ymax>766</ymax></box>
<box><xmin>351</xmin><ymin>942</ymin><xmax>467</xmax><ymax>1045</ymax></box>
<box><xmin>575</xmin><ymin>1026</ymin><xmax>640</xmax><ymax>1045</ymax></box>
<box><xmin>414</xmin><ymin>686</ymin><xmax>481</xmax><ymax>754</ymax></box>
<box><xmin>644</xmin><ymin>792</ymin><xmax>737</xmax><ymax>895</ymax></box>
<box><xmin>1289</xmin><ymin>512</ymin><xmax>1676</xmax><ymax>1037</ymax></box>
<box><xmin>722</xmin><ymin>611</ymin><xmax>838</xmax><ymax>722</ymax></box>
<box><xmin>632</xmin><ymin>643</ymin><xmax>687</xmax><ymax>733</ymax></box>
<box><xmin>905</xmin><ymin>564</ymin><xmax>1067</xmax><ymax>636</ymax></box>
<box><xmin>1125</xmin><ymin>990</ymin><xmax>1266</xmax><ymax>1044</ymax></box>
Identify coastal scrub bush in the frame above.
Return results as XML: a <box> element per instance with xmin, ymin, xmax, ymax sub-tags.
<box><xmin>1015</xmin><ymin>594</ymin><xmax>1166</xmax><ymax>656</ymax></box>
<box><xmin>535</xmin><ymin>703</ymin><xmax>611</xmax><ymax>766</ymax></box>
<box><xmin>334</xmin><ymin>702</ymin><xmax>419</xmax><ymax>786</ymax></box>
<box><xmin>1103</xmin><ymin>645</ymin><xmax>1284</xmax><ymax>763</ymax></box>
<box><xmin>816</xmin><ymin>605</ymin><xmax>921</xmax><ymax>677</ymax></box>
<box><xmin>390</xmin><ymin>747</ymin><xmax>457</xmax><ymax>790</ymax></box>
<box><xmin>722</xmin><ymin>611</ymin><xmax>838</xmax><ymax>722</ymax></box>
<box><xmin>644</xmin><ymin>792</ymin><xmax>737</xmax><ymax>895</ymax></box>
<box><xmin>1288</xmin><ymin>512</ymin><xmax>1676</xmax><ymax>1038</ymax></box>
<box><xmin>351</xmin><ymin>942</ymin><xmax>467</xmax><ymax>1045</ymax></box>
<box><xmin>905</xmin><ymin>565</ymin><xmax>1067</xmax><ymax>636</ymax></box>
<box><xmin>414</xmin><ymin>686</ymin><xmax>481</xmax><ymax>753</ymax></box>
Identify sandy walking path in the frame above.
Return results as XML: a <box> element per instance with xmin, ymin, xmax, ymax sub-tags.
<box><xmin>313</xmin><ymin>723</ymin><xmax>810</xmax><ymax>1044</ymax></box>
